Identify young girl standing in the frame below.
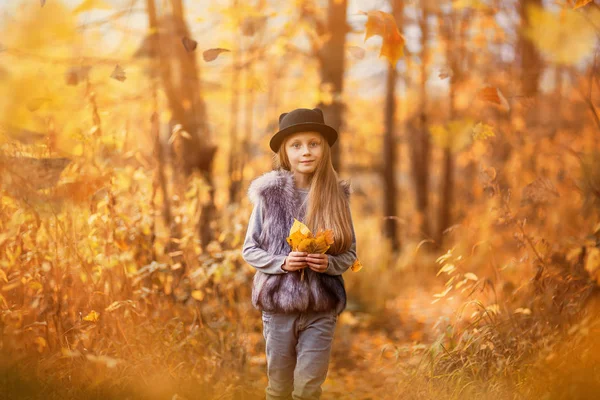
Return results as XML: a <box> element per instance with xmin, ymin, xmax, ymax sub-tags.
<box><xmin>242</xmin><ymin>108</ymin><xmax>357</xmax><ymax>400</ymax></box>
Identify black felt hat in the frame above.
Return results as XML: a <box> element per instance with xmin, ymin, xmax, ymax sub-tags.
<box><xmin>269</xmin><ymin>108</ymin><xmax>338</xmax><ymax>153</ymax></box>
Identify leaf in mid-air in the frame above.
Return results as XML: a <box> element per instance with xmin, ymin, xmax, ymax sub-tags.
<box><xmin>360</xmin><ymin>10</ymin><xmax>405</xmax><ymax>66</ymax></box>
<box><xmin>438</xmin><ymin>65</ymin><xmax>453</xmax><ymax>80</ymax></box>
<box><xmin>477</xmin><ymin>86</ymin><xmax>510</xmax><ymax>111</ymax></box>
<box><xmin>182</xmin><ymin>36</ymin><xmax>198</xmax><ymax>52</ymax></box>
<box><xmin>523</xmin><ymin>4</ymin><xmax>600</xmax><ymax>65</ymax></box>
<box><xmin>351</xmin><ymin>258</ymin><xmax>363</xmax><ymax>272</ymax></box>
<box><xmin>203</xmin><ymin>48</ymin><xmax>231</xmax><ymax>62</ymax></box>
<box><xmin>110</xmin><ymin>64</ymin><xmax>126</xmax><ymax>82</ymax></box>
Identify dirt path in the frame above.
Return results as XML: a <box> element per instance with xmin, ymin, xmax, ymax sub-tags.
<box><xmin>244</xmin><ymin>283</ymin><xmax>461</xmax><ymax>399</ymax></box>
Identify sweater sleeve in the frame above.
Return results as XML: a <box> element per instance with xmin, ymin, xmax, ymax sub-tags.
<box><xmin>324</xmin><ymin>204</ymin><xmax>357</xmax><ymax>276</ymax></box>
<box><xmin>242</xmin><ymin>198</ymin><xmax>289</xmax><ymax>274</ymax></box>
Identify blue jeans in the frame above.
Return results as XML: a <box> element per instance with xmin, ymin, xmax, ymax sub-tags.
<box><xmin>261</xmin><ymin>308</ymin><xmax>338</xmax><ymax>400</ymax></box>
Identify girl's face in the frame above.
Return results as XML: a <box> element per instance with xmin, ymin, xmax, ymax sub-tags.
<box><xmin>284</xmin><ymin>131</ymin><xmax>324</xmax><ymax>175</ymax></box>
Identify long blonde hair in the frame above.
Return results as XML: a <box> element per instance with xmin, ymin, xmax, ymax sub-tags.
<box><xmin>274</xmin><ymin>134</ymin><xmax>353</xmax><ymax>255</ymax></box>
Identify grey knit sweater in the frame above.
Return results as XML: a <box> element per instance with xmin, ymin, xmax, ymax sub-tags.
<box><xmin>242</xmin><ymin>186</ymin><xmax>357</xmax><ymax>275</ymax></box>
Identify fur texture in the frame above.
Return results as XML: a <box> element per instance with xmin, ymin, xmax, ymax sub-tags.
<box><xmin>247</xmin><ymin>169</ymin><xmax>351</xmax><ymax>315</ymax></box>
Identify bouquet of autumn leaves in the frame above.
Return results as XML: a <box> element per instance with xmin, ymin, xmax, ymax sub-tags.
<box><xmin>286</xmin><ymin>218</ymin><xmax>363</xmax><ymax>281</ymax></box>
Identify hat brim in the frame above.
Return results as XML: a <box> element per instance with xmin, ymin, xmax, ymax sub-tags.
<box><xmin>269</xmin><ymin>122</ymin><xmax>338</xmax><ymax>153</ymax></box>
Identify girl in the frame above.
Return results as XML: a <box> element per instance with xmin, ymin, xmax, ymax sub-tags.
<box><xmin>242</xmin><ymin>107</ymin><xmax>357</xmax><ymax>400</ymax></box>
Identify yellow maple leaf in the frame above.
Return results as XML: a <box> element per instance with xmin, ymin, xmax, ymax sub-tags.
<box><xmin>351</xmin><ymin>258</ymin><xmax>363</xmax><ymax>272</ymax></box>
<box><xmin>290</xmin><ymin>218</ymin><xmax>312</xmax><ymax>237</ymax></box>
<box><xmin>361</xmin><ymin>10</ymin><xmax>405</xmax><ymax>66</ymax></box>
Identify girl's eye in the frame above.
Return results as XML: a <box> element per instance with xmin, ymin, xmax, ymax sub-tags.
<box><xmin>292</xmin><ymin>143</ymin><xmax>300</xmax><ymax>148</ymax></box>
<box><xmin>311</xmin><ymin>142</ymin><xmax>319</xmax><ymax>147</ymax></box>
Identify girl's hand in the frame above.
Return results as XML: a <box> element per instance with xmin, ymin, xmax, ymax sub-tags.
<box><xmin>306</xmin><ymin>253</ymin><xmax>329</xmax><ymax>273</ymax></box>
<box><xmin>282</xmin><ymin>251</ymin><xmax>308</xmax><ymax>272</ymax></box>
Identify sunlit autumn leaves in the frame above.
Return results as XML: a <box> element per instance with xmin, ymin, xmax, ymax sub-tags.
<box><xmin>360</xmin><ymin>10</ymin><xmax>405</xmax><ymax>67</ymax></box>
<box><xmin>286</xmin><ymin>219</ymin><xmax>362</xmax><ymax>280</ymax></box>
<box><xmin>287</xmin><ymin>218</ymin><xmax>334</xmax><ymax>281</ymax></box>
<box><xmin>287</xmin><ymin>219</ymin><xmax>335</xmax><ymax>255</ymax></box>
<box><xmin>523</xmin><ymin>2</ymin><xmax>600</xmax><ymax>66</ymax></box>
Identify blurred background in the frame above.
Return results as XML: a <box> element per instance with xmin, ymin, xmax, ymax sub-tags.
<box><xmin>1</xmin><ymin>0</ymin><xmax>600</xmax><ymax>399</ymax></box>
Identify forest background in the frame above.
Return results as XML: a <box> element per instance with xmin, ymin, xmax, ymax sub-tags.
<box><xmin>1</xmin><ymin>0</ymin><xmax>600</xmax><ymax>399</ymax></box>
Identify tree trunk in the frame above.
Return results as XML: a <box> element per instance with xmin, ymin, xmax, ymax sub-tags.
<box><xmin>410</xmin><ymin>5</ymin><xmax>431</xmax><ymax>240</ymax></box>
<box><xmin>228</xmin><ymin>0</ymin><xmax>242</xmax><ymax>205</ymax></box>
<box><xmin>383</xmin><ymin>0</ymin><xmax>404</xmax><ymax>252</ymax></box>
<box><xmin>315</xmin><ymin>0</ymin><xmax>348</xmax><ymax>172</ymax></box>
<box><xmin>145</xmin><ymin>0</ymin><xmax>218</xmax><ymax>251</ymax></box>
<box><xmin>436</xmin><ymin>10</ymin><xmax>466</xmax><ymax>248</ymax></box>
<box><xmin>519</xmin><ymin>0</ymin><xmax>542</xmax><ymax>99</ymax></box>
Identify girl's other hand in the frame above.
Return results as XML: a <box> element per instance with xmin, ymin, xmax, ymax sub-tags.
<box><xmin>282</xmin><ymin>251</ymin><xmax>308</xmax><ymax>272</ymax></box>
<box><xmin>306</xmin><ymin>253</ymin><xmax>328</xmax><ymax>273</ymax></box>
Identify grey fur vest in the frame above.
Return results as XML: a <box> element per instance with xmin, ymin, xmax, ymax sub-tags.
<box><xmin>247</xmin><ymin>169</ymin><xmax>350</xmax><ymax>316</ymax></box>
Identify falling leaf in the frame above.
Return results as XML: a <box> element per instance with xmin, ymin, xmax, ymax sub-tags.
<box><xmin>347</xmin><ymin>45</ymin><xmax>366</xmax><ymax>60</ymax></box>
<box><xmin>523</xmin><ymin>4</ymin><xmax>600</xmax><ymax>65</ymax></box>
<box><xmin>73</xmin><ymin>0</ymin><xmax>112</xmax><ymax>15</ymax></box>
<box><xmin>361</xmin><ymin>10</ymin><xmax>405</xmax><ymax>66</ymax></box>
<box><xmin>40</xmin><ymin>0</ymin><xmax>46</xmax><ymax>7</ymax></box>
<box><xmin>182</xmin><ymin>36</ymin><xmax>197</xmax><ymax>52</ymax></box>
<box><xmin>351</xmin><ymin>258</ymin><xmax>363</xmax><ymax>272</ymax></box>
<box><xmin>65</xmin><ymin>65</ymin><xmax>91</xmax><ymax>86</ymax></box>
<box><xmin>83</xmin><ymin>310</ymin><xmax>100</xmax><ymax>322</ymax></box>
<box><xmin>110</xmin><ymin>64</ymin><xmax>126</xmax><ymax>82</ymax></box>
<box><xmin>477</xmin><ymin>86</ymin><xmax>510</xmax><ymax>111</ymax></box>
<box><xmin>203</xmin><ymin>48</ymin><xmax>231</xmax><ymax>62</ymax></box>
<box><xmin>438</xmin><ymin>65</ymin><xmax>454</xmax><ymax>79</ymax></box>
